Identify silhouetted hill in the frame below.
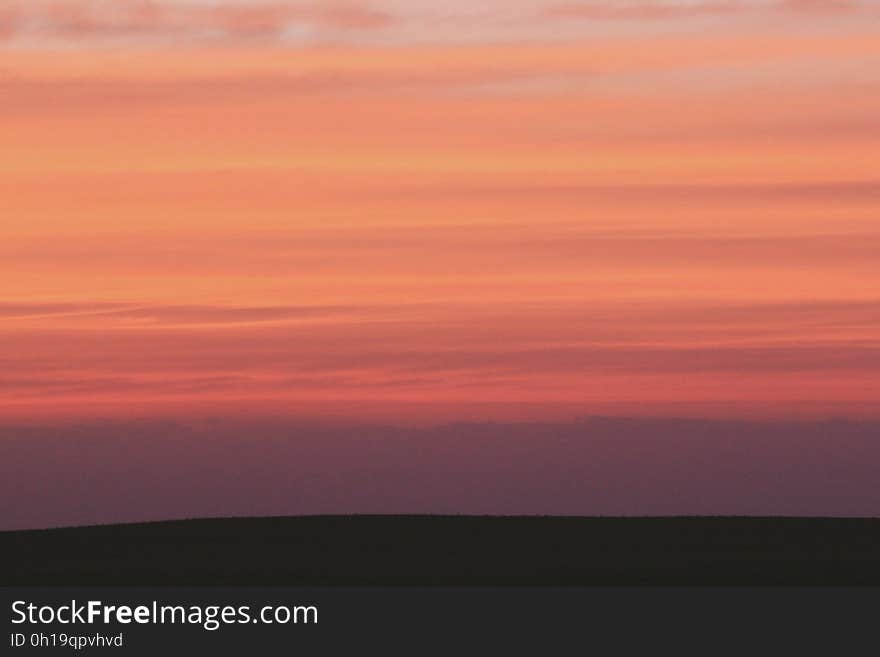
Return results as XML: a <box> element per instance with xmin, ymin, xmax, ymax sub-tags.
<box><xmin>2</xmin><ymin>515</ymin><xmax>879</xmax><ymax>585</ymax></box>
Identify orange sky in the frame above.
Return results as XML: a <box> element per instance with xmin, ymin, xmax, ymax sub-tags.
<box><xmin>2</xmin><ymin>1</ymin><xmax>879</xmax><ymax>422</ymax></box>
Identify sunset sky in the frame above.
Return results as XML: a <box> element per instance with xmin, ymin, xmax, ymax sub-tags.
<box><xmin>2</xmin><ymin>0</ymin><xmax>879</xmax><ymax>424</ymax></box>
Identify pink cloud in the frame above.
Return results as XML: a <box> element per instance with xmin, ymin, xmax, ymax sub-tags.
<box><xmin>780</xmin><ymin>0</ymin><xmax>862</xmax><ymax>12</ymax></box>
<box><xmin>0</xmin><ymin>1</ymin><xmax>393</xmax><ymax>43</ymax></box>
<box><xmin>547</xmin><ymin>1</ymin><xmax>743</xmax><ymax>20</ymax></box>
<box><xmin>0</xmin><ymin>6</ymin><xmax>22</xmax><ymax>40</ymax></box>
<box><xmin>204</xmin><ymin>2</ymin><xmax>393</xmax><ymax>37</ymax></box>
<box><xmin>546</xmin><ymin>0</ymin><xmax>867</xmax><ymax>20</ymax></box>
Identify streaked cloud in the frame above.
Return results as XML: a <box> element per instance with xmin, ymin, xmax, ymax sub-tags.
<box><xmin>0</xmin><ymin>302</ymin><xmax>370</xmax><ymax>325</ymax></box>
<box><xmin>2</xmin><ymin>0</ymin><xmax>876</xmax><ymax>47</ymax></box>
<box><xmin>546</xmin><ymin>1</ymin><xmax>744</xmax><ymax>20</ymax></box>
<box><xmin>779</xmin><ymin>0</ymin><xmax>864</xmax><ymax>12</ymax></box>
<box><xmin>1</xmin><ymin>0</ymin><xmax>878</xmax><ymax>425</ymax></box>
<box><xmin>545</xmin><ymin>0</ymin><xmax>870</xmax><ymax>20</ymax></box>
<box><xmin>0</xmin><ymin>1</ymin><xmax>393</xmax><ymax>44</ymax></box>
<box><xmin>1</xmin><ymin>297</ymin><xmax>877</xmax><ymax>414</ymax></box>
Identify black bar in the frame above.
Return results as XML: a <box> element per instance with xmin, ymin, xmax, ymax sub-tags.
<box><xmin>2</xmin><ymin>586</ymin><xmax>878</xmax><ymax>654</ymax></box>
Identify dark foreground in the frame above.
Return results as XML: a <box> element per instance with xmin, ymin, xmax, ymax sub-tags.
<box><xmin>2</xmin><ymin>516</ymin><xmax>879</xmax><ymax>585</ymax></box>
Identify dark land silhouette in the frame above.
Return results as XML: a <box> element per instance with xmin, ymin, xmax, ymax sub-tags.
<box><xmin>2</xmin><ymin>515</ymin><xmax>879</xmax><ymax>585</ymax></box>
